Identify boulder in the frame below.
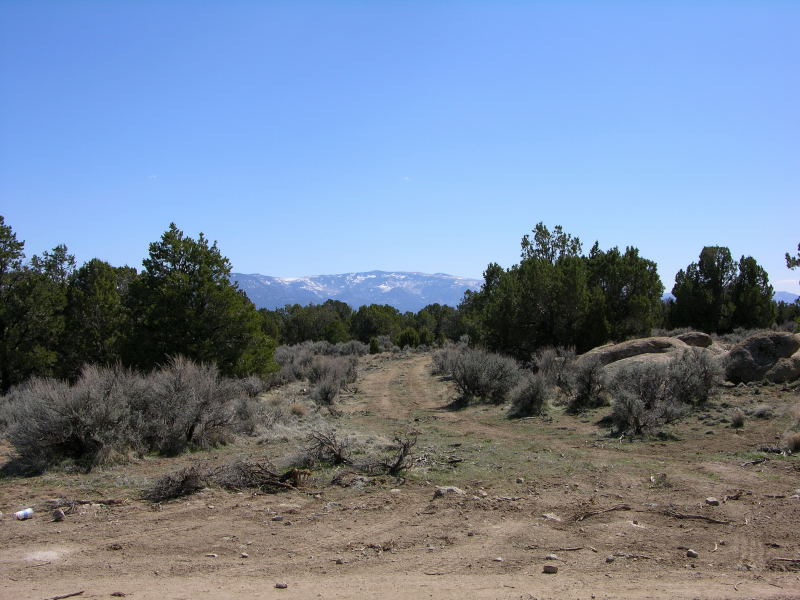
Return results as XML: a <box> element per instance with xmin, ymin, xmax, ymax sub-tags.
<box><xmin>581</xmin><ymin>337</ymin><xmax>689</xmax><ymax>366</ymax></box>
<box><xmin>433</xmin><ymin>486</ymin><xmax>466</xmax><ymax>498</ymax></box>
<box><xmin>724</xmin><ymin>332</ymin><xmax>800</xmax><ymax>383</ymax></box>
<box><xmin>764</xmin><ymin>351</ymin><xmax>800</xmax><ymax>383</ymax></box>
<box><xmin>602</xmin><ymin>352</ymin><xmax>677</xmax><ymax>378</ymax></box>
<box><xmin>676</xmin><ymin>331</ymin><xmax>713</xmax><ymax>348</ymax></box>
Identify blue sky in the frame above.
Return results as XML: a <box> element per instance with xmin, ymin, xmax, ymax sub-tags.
<box><xmin>1</xmin><ymin>1</ymin><xmax>798</xmax><ymax>293</ymax></box>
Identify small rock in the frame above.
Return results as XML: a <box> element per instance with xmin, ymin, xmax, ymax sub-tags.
<box><xmin>545</xmin><ymin>554</ymin><xmax>559</xmax><ymax>561</ymax></box>
<box><xmin>275</xmin><ymin>582</ymin><xmax>288</xmax><ymax>589</ymax></box>
<box><xmin>516</xmin><ymin>477</ymin><xmax>525</xmax><ymax>484</ymax></box>
<box><xmin>493</xmin><ymin>557</ymin><xmax>504</xmax><ymax>562</ymax></box>
<box><xmin>271</xmin><ymin>515</ymin><xmax>284</xmax><ymax>521</ymax></box>
<box><xmin>205</xmin><ymin>553</ymin><xmax>218</xmax><ymax>558</ymax></box>
<box><xmin>542</xmin><ymin>513</ymin><xmax>562</xmax><ymax>522</ymax></box>
<box><xmin>543</xmin><ymin>565</ymin><xmax>558</xmax><ymax>574</ymax></box>
<box><xmin>467</xmin><ymin>531</ymin><xmax>475</xmax><ymax>537</ymax></box>
<box><xmin>686</xmin><ymin>549</ymin><xmax>699</xmax><ymax>558</ymax></box>
<box><xmin>335</xmin><ymin>558</ymin><xmax>345</xmax><ymax>564</ymax></box>
<box><xmin>240</xmin><ymin>552</ymin><xmax>249</xmax><ymax>558</ymax></box>
<box><xmin>605</xmin><ymin>554</ymin><xmax>616</xmax><ymax>563</ymax></box>
<box><xmin>433</xmin><ymin>486</ymin><xmax>466</xmax><ymax>498</ymax></box>
<box><xmin>705</xmin><ymin>497</ymin><xmax>720</xmax><ymax>506</ymax></box>
<box><xmin>52</xmin><ymin>508</ymin><xmax>65</xmax><ymax>522</ymax></box>
<box><xmin>283</xmin><ymin>521</ymin><xmax>292</xmax><ymax>526</ymax></box>
<box><xmin>390</xmin><ymin>488</ymin><xmax>401</xmax><ymax>494</ymax></box>
<box><xmin>207</xmin><ymin>505</ymin><xmax>215</xmax><ymax>510</ymax></box>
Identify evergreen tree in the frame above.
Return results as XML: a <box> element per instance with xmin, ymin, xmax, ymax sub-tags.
<box><xmin>59</xmin><ymin>259</ymin><xmax>137</xmax><ymax>379</ymax></box>
<box><xmin>0</xmin><ymin>220</ymin><xmax>74</xmax><ymax>391</ymax></box>
<box><xmin>730</xmin><ymin>256</ymin><xmax>775</xmax><ymax>329</ymax></box>
<box><xmin>671</xmin><ymin>246</ymin><xmax>737</xmax><ymax>333</ymax></box>
<box><xmin>124</xmin><ymin>223</ymin><xmax>274</xmax><ymax>376</ymax></box>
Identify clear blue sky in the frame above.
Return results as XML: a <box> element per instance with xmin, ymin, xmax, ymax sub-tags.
<box><xmin>1</xmin><ymin>1</ymin><xmax>798</xmax><ymax>293</ymax></box>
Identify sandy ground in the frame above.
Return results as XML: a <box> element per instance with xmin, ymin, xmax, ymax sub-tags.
<box><xmin>2</xmin><ymin>353</ymin><xmax>800</xmax><ymax>599</ymax></box>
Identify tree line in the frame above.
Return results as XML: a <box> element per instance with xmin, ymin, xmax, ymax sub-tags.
<box><xmin>1</xmin><ymin>215</ymin><xmax>796</xmax><ymax>392</ymax></box>
<box><xmin>460</xmin><ymin>223</ymin><xmax>796</xmax><ymax>359</ymax></box>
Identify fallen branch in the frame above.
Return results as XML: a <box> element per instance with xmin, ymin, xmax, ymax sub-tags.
<box><xmin>46</xmin><ymin>592</ymin><xmax>84</xmax><ymax>600</ymax></box>
<box><xmin>556</xmin><ymin>547</ymin><xmax>584</xmax><ymax>552</ymax></box>
<box><xmin>770</xmin><ymin>557</ymin><xmax>800</xmax><ymax>563</ymax></box>
<box><xmin>574</xmin><ymin>504</ymin><xmax>631</xmax><ymax>522</ymax></box>
<box><xmin>46</xmin><ymin>498</ymin><xmax>125</xmax><ymax>513</ymax></box>
<box><xmin>659</xmin><ymin>508</ymin><xmax>731</xmax><ymax>524</ymax></box>
<box><xmin>740</xmin><ymin>457</ymin><xmax>769</xmax><ymax>467</ymax></box>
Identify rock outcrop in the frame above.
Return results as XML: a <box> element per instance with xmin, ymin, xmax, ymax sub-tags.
<box><xmin>581</xmin><ymin>337</ymin><xmax>689</xmax><ymax>366</ymax></box>
<box><xmin>675</xmin><ymin>331</ymin><xmax>713</xmax><ymax>348</ymax></box>
<box><xmin>724</xmin><ymin>332</ymin><xmax>800</xmax><ymax>383</ymax></box>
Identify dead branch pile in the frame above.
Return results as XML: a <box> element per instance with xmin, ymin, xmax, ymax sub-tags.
<box><xmin>143</xmin><ymin>459</ymin><xmax>306</xmax><ymax>502</ymax></box>
<box><xmin>304</xmin><ymin>428</ymin><xmax>353</xmax><ymax>466</ymax></box>
<box><xmin>365</xmin><ymin>431</ymin><xmax>418</xmax><ymax>476</ymax></box>
<box><xmin>143</xmin><ymin>463</ymin><xmax>213</xmax><ymax>502</ymax></box>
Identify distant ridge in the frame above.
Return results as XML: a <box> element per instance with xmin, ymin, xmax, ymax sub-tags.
<box><xmin>775</xmin><ymin>291</ymin><xmax>800</xmax><ymax>304</ymax></box>
<box><xmin>661</xmin><ymin>291</ymin><xmax>799</xmax><ymax>303</ymax></box>
<box><xmin>231</xmin><ymin>270</ymin><xmax>482</xmax><ymax>312</ymax></box>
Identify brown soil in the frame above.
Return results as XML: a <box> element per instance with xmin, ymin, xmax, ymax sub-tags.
<box><xmin>2</xmin><ymin>353</ymin><xmax>800</xmax><ymax>599</ymax></box>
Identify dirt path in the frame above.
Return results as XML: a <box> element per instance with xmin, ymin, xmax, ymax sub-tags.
<box><xmin>2</xmin><ymin>352</ymin><xmax>800</xmax><ymax>599</ymax></box>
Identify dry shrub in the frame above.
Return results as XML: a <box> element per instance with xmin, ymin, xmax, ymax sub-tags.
<box><xmin>610</xmin><ymin>362</ymin><xmax>685</xmax><ymax>436</ymax></box>
<box><xmin>133</xmin><ymin>356</ymin><xmax>239</xmax><ymax>456</ymax></box>
<box><xmin>749</xmin><ymin>404</ymin><xmax>774</xmax><ymax>419</ymax></box>
<box><xmin>304</xmin><ymin>428</ymin><xmax>353</xmax><ymax>465</ymax></box>
<box><xmin>363</xmin><ymin>430</ymin><xmax>418</xmax><ymax>476</ymax></box>
<box><xmin>288</xmin><ymin>402</ymin><xmax>308</xmax><ymax>418</ymax></box>
<box><xmin>782</xmin><ymin>431</ymin><xmax>800</xmax><ymax>453</ymax></box>
<box><xmin>450</xmin><ymin>347</ymin><xmax>520</xmax><ymax>405</ymax></box>
<box><xmin>567</xmin><ymin>356</ymin><xmax>608</xmax><ymax>414</ymax></box>
<box><xmin>5</xmin><ymin>365</ymin><xmax>145</xmax><ymax>474</ymax></box>
<box><xmin>430</xmin><ymin>341</ymin><xmax>466</xmax><ymax>376</ymax></box>
<box><xmin>668</xmin><ymin>348</ymin><xmax>722</xmax><ymax>406</ymax></box>
<box><xmin>307</xmin><ymin>356</ymin><xmax>357</xmax><ymax>386</ymax></box>
<box><xmin>311</xmin><ymin>376</ymin><xmax>341</xmax><ymax>406</ymax></box>
<box><xmin>731</xmin><ymin>409</ymin><xmax>746</xmax><ymax>428</ymax></box>
<box><xmin>507</xmin><ymin>373</ymin><xmax>549</xmax><ymax>418</ymax></box>
<box><xmin>534</xmin><ymin>346</ymin><xmax>576</xmax><ymax>394</ymax></box>
<box><xmin>2</xmin><ymin>357</ymin><xmax>261</xmax><ymax>474</ymax></box>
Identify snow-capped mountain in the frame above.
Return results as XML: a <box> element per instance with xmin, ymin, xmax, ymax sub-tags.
<box><xmin>774</xmin><ymin>291</ymin><xmax>800</xmax><ymax>304</ymax></box>
<box><xmin>231</xmin><ymin>271</ymin><xmax>482</xmax><ymax>312</ymax></box>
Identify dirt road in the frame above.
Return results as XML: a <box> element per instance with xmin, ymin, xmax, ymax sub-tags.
<box><xmin>2</xmin><ymin>353</ymin><xmax>799</xmax><ymax>599</ymax></box>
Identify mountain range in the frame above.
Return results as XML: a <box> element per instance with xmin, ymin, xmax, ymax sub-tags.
<box><xmin>231</xmin><ymin>271</ymin><xmax>482</xmax><ymax>313</ymax></box>
<box><xmin>231</xmin><ymin>271</ymin><xmax>798</xmax><ymax>313</ymax></box>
